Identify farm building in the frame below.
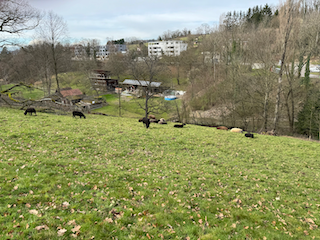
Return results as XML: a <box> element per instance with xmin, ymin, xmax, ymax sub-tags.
<box><xmin>90</xmin><ymin>70</ymin><xmax>118</xmax><ymax>91</ymax></box>
<box><xmin>121</xmin><ymin>79</ymin><xmax>167</xmax><ymax>94</ymax></box>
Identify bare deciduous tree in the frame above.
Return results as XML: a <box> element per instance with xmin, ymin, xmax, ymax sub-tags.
<box><xmin>106</xmin><ymin>53</ymin><xmax>127</xmax><ymax>116</ymax></box>
<box><xmin>36</xmin><ymin>11</ymin><xmax>67</xmax><ymax>93</ymax></box>
<box><xmin>0</xmin><ymin>0</ymin><xmax>41</xmax><ymax>46</ymax></box>
<box><xmin>273</xmin><ymin>0</ymin><xmax>296</xmax><ymax>134</ymax></box>
<box><xmin>127</xmin><ymin>52</ymin><xmax>168</xmax><ymax>118</ymax></box>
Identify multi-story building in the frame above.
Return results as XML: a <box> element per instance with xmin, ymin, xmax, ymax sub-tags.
<box><xmin>95</xmin><ymin>44</ymin><xmax>127</xmax><ymax>60</ymax></box>
<box><xmin>71</xmin><ymin>44</ymin><xmax>127</xmax><ymax>60</ymax></box>
<box><xmin>70</xmin><ymin>44</ymin><xmax>87</xmax><ymax>59</ymax></box>
<box><xmin>148</xmin><ymin>40</ymin><xmax>188</xmax><ymax>57</ymax></box>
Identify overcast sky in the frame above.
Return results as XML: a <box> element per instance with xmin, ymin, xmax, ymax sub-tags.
<box><xmin>28</xmin><ymin>0</ymin><xmax>280</xmax><ymax>44</ymax></box>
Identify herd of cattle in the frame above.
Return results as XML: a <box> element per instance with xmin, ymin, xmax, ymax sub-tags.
<box><xmin>23</xmin><ymin>108</ymin><xmax>255</xmax><ymax>138</ymax></box>
<box><xmin>24</xmin><ymin>107</ymin><xmax>86</xmax><ymax>119</ymax></box>
<box><xmin>138</xmin><ymin>115</ymin><xmax>254</xmax><ymax>137</ymax></box>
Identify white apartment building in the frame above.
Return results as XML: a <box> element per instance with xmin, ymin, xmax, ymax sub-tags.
<box><xmin>148</xmin><ymin>40</ymin><xmax>188</xmax><ymax>57</ymax></box>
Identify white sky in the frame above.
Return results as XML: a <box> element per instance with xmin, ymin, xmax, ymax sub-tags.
<box><xmin>27</xmin><ymin>0</ymin><xmax>280</xmax><ymax>44</ymax></box>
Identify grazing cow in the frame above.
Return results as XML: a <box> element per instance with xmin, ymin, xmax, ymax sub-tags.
<box><xmin>158</xmin><ymin>118</ymin><xmax>167</xmax><ymax>124</ymax></box>
<box><xmin>245</xmin><ymin>133</ymin><xmax>254</xmax><ymax>138</ymax></box>
<box><xmin>266</xmin><ymin>130</ymin><xmax>275</xmax><ymax>136</ymax></box>
<box><xmin>24</xmin><ymin>108</ymin><xmax>36</xmax><ymax>116</ymax></box>
<box><xmin>73</xmin><ymin>111</ymin><xmax>86</xmax><ymax>119</ymax></box>
<box><xmin>217</xmin><ymin>126</ymin><xmax>228</xmax><ymax>130</ymax></box>
<box><xmin>150</xmin><ymin>118</ymin><xmax>159</xmax><ymax>123</ymax></box>
<box><xmin>139</xmin><ymin>117</ymin><xmax>150</xmax><ymax>128</ymax></box>
<box><xmin>174</xmin><ymin>123</ymin><xmax>186</xmax><ymax>128</ymax></box>
<box><xmin>230</xmin><ymin>128</ymin><xmax>243</xmax><ymax>133</ymax></box>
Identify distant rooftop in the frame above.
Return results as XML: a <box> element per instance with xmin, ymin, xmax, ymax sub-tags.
<box><xmin>122</xmin><ymin>79</ymin><xmax>162</xmax><ymax>87</ymax></box>
<box><xmin>60</xmin><ymin>88</ymin><xmax>83</xmax><ymax>97</ymax></box>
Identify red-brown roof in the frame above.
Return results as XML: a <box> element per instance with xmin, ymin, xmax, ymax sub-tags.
<box><xmin>60</xmin><ymin>89</ymin><xmax>83</xmax><ymax>97</ymax></box>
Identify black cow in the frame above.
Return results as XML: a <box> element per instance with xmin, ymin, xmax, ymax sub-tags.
<box><xmin>245</xmin><ymin>133</ymin><xmax>254</xmax><ymax>138</ymax></box>
<box><xmin>24</xmin><ymin>108</ymin><xmax>37</xmax><ymax>116</ymax></box>
<box><xmin>174</xmin><ymin>123</ymin><xmax>186</xmax><ymax>128</ymax></box>
<box><xmin>139</xmin><ymin>117</ymin><xmax>150</xmax><ymax>128</ymax></box>
<box><xmin>73</xmin><ymin>111</ymin><xmax>86</xmax><ymax>119</ymax></box>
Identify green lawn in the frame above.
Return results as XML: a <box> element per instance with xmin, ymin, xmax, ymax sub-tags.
<box><xmin>1</xmin><ymin>108</ymin><xmax>320</xmax><ymax>239</ymax></box>
<box><xmin>95</xmin><ymin>94</ymin><xmax>176</xmax><ymax>119</ymax></box>
<box><xmin>1</xmin><ymin>84</ymin><xmax>45</xmax><ymax>100</ymax></box>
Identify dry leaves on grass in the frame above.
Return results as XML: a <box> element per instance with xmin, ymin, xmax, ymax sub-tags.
<box><xmin>57</xmin><ymin>228</ymin><xmax>67</xmax><ymax>236</ymax></box>
<box><xmin>62</xmin><ymin>201</ymin><xmax>70</xmax><ymax>208</ymax></box>
<box><xmin>104</xmin><ymin>217</ymin><xmax>113</xmax><ymax>223</ymax></box>
<box><xmin>35</xmin><ymin>225</ymin><xmax>49</xmax><ymax>231</ymax></box>
<box><xmin>68</xmin><ymin>219</ymin><xmax>77</xmax><ymax>226</ymax></box>
<box><xmin>71</xmin><ymin>225</ymin><xmax>81</xmax><ymax>233</ymax></box>
<box><xmin>29</xmin><ymin>209</ymin><xmax>38</xmax><ymax>215</ymax></box>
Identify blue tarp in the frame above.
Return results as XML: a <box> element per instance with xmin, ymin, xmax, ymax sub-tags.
<box><xmin>164</xmin><ymin>95</ymin><xmax>177</xmax><ymax>101</ymax></box>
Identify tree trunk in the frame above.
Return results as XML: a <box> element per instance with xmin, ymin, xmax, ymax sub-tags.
<box><xmin>52</xmin><ymin>44</ymin><xmax>60</xmax><ymax>93</ymax></box>
<box><xmin>176</xmin><ymin>63</ymin><xmax>180</xmax><ymax>85</ymax></box>
<box><xmin>117</xmin><ymin>75</ymin><xmax>121</xmax><ymax>117</ymax></box>
<box><xmin>145</xmin><ymin>89</ymin><xmax>149</xmax><ymax>118</ymax></box>
<box><xmin>273</xmin><ymin>10</ymin><xmax>293</xmax><ymax>134</ymax></box>
<box><xmin>263</xmin><ymin>91</ymin><xmax>269</xmax><ymax>131</ymax></box>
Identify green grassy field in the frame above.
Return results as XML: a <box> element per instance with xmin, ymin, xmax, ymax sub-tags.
<box><xmin>1</xmin><ymin>84</ymin><xmax>45</xmax><ymax>101</ymax></box>
<box><xmin>1</xmin><ymin>108</ymin><xmax>320</xmax><ymax>239</ymax></box>
<box><xmin>95</xmin><ymin>94</ymin><xmax>175</xmax><ymax>119</ymax></box>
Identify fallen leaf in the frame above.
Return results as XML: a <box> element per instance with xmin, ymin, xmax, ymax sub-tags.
<box><xmin>29</xmin><ymin>209</ymin><xmax>38</xmax><ymax>215</ymax></box>
<box><xmin>25</xmin><ymin>203</ymin><xmax>31</xmax><ymax>208</ymax></box>
<box><xmin>57</xmin><ymin>228</ymin><xmax>67</xmax><ymax>236</ymax></box>
<box><xmin>71</xmin><ymin>225</ymin><xmax>81</xmax><ymax>233</ymax></box>
<box><xmin>68</xmin><ymin>220</ymin><xmax>76</xmax><ymax>225</ymax></box>
<box><xmin>231</xmin><ymin>223</ymin><xmax>237</xmax><ymax>228</ymax></box>
<box><xmin>305</xmin><ymin>218</ymin><xmax>315</xmax><ymax>224</ymax></box>
<box><xmin>35</xmin><ymin>225</ymin><xmax>49</xmax><ymax>231</ymax></box>
<box><xmin>104</xmin><ymin>217</ymin><xmax>113</xmax><ymax>223</ymax></box>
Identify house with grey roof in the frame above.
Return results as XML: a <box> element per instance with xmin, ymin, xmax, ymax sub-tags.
<box><xmin>121</xmin><ymin>79</ymin><xmax>167</xmax><ymax>94</ymax></box>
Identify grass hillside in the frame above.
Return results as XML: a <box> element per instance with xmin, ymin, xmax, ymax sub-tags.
<box><xmin>1</xmin><ymin>84</ymin><xmax>45</xmax><ymax>100</ymax></box>
<box><xmin>95</xmin><ymin>94</ymin><xmax>174</xmax><ymax>119</ymax></box>
<box><xmin>1</xmin><ymin>108</ymin><xmax>320</xmax><ymax>239</ymax></box>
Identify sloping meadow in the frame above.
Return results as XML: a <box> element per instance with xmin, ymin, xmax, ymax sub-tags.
<box><xmin>1</xmin><ymin>108</ymin><xmax>320</xmax><ymax>239</ymax></box>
